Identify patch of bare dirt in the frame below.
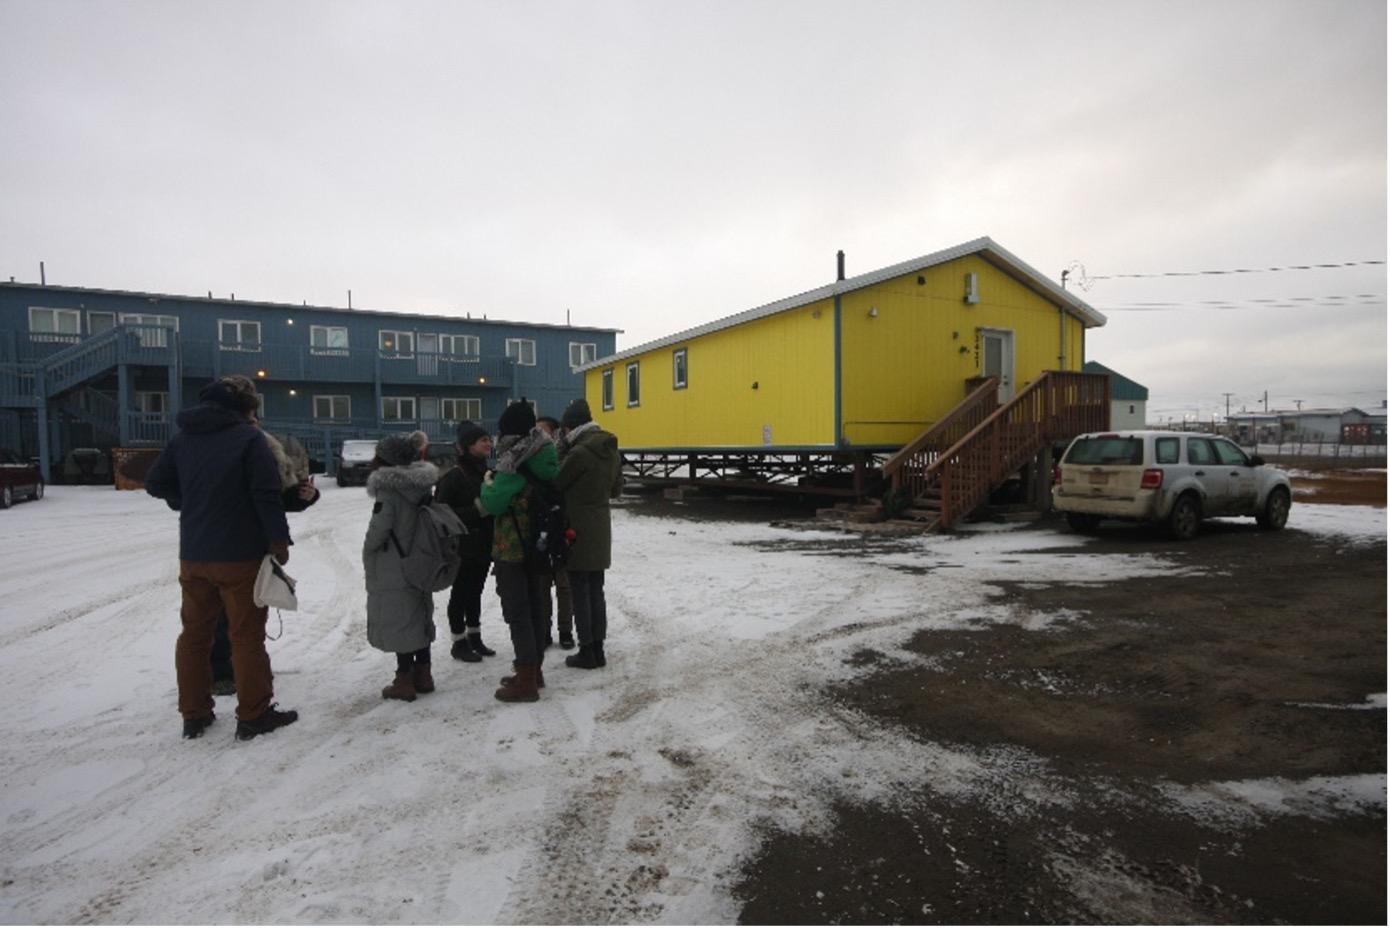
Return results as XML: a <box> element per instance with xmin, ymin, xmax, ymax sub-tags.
<box><xmin>734</xmin><ymin>521</ymin><xmax>1386</xmax><ymax>924</ymax></box>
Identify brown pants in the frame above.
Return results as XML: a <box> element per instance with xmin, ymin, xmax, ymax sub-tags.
<box><xmin>177</xmin><ymin>560</ymin><xmax>273</xmax><ymax>721</ymax></box>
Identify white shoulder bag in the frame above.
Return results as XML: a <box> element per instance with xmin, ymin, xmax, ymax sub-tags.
<box><xmin>253</xmin><ymin>554</ymin><xmax>299</xmax><ymax>611</ymax></box>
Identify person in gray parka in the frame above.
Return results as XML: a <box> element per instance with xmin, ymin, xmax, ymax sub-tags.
<box><xmin>364</xmin><ymin>433</ymin><xmax>441</xmax><ymax>702</ymax></box>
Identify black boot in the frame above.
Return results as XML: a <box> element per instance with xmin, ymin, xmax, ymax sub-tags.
<box><xmin>469</xmin><ymin>630</ymin><xmax>496</xmax><ymax>657</ymax></box>
<box><xmin>451</xmin><ymin>637</ymin><xmax>482</xmax><ymax>663</ymax></box>
<box><xmin>594</xmin><ymin>642</ymin><xmax>606</xmax><ymax>667</ymax></box>
<box><xmin>565</xmin><ymin>645</ymin><xmax>601</xmax><ymax>670</ymax></box>
<box><xmin>182</xmin><ymin>711</ymin><xmax>216</xmax><ymax>740</ymax></box>
<box><xmin>235</xmin><ymin>704</ymin><xmax>299</xmax><ymax>741</ymax></box>
<box><xmin>558</xmin><ymin>629</ymin><xmax>575</xmax><ymax>649</ymax></box>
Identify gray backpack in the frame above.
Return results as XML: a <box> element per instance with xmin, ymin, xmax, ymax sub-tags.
<box><xmin>390</xmin><ymin>500</ymin><xmax>467</xmax><ymax>592</ymax></box>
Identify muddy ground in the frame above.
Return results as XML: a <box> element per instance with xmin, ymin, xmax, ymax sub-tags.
<box><xmin>723</xmin><ymin>471</ymin><xmax>1387</xmax><ymax>925</ymax></box>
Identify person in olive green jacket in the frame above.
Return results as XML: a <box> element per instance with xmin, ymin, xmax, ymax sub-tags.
<box><xmin>555</xmin><ymin>399</ymin><xmax>623</xmax><ymax>670</ymax></box>
<box><xmin>479</xmin><ymin>400</ymin><xmax>559</xmax><ymax>701</ymax></box>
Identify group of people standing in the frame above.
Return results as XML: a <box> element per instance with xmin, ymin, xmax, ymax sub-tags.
<box><xmin>363</xmin><ymin>396</ymin><xmax>621</xmax><ymax>704</ymax></box>
<box><xmin>148</xmin><ymin>373</ymin><xmax>620</xmax><ymax>741</ymax></box>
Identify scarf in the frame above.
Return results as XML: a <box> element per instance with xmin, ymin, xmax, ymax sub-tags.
<box><xmin>558</xmin><ymin>420</ymin><xmax>600</xmax><ymax>455</ymax></box>
<box><xmin>494</xmin><ymin>427</ymin><xmax>552</xmax><ymax>474</ymax></box>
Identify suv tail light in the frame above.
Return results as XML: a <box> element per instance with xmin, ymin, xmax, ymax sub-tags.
<box><xmin>1052</xmin><ymin>465</ymin><xmax>1062</xmax><ymax>486</ymax></box>
<box><xmin>1140</xmin><ymin>468</ymin><xmax>1164</xmax><ymax>489</ymax></box>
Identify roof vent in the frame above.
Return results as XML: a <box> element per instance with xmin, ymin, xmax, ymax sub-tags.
<box><xmin>836</xmin><ymin>250</ymin><xmax>845</xmax><ymax>281</ymax></box>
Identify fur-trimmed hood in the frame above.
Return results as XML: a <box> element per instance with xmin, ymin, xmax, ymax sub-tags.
<box><xmin>262</xmin><ymin>431</ymin><xmax>310</xmax><ymax>490</ymax></box>
<box><xmin>367</xmin><ymin>460</ymin><xmax>440</xmax><ymax>500</ymax></box>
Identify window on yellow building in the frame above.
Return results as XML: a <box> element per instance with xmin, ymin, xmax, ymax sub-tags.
<box><xmin>626</xmin><ymin>362</ymin><xmax>640</xmax><ymax>407</ymax></box>
<box><xmin>602</xmin><ymin>369</ymin><xmax>614</xmax><ymax>410</ymax></box>
<box><xmin>673</xmin><ymin>348</ymin><xmax>688</xmax><ymax>390</ymax></box>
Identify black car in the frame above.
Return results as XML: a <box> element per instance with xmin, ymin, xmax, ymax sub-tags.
<box><xmin>0</xmin><ymin>448</ymin><xmax>44</xmax><ymax>508</ymax></box>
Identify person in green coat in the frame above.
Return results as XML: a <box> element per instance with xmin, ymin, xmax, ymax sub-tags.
<box><xmin>555</xmin><ymin>399</ymin><xmax>623</xmax><ymax>670</ymax></box>
<box><xmin>479</xmin><ymin>400</ymin><xmax>559</xmax><ymax>701</ymax></box>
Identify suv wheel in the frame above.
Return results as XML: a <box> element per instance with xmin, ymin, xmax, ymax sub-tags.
<box><xmin>1065</xmin><ymin>512</ymin><xmax>1101</xmax><ymax>533</ymax></box>
<box><xmin>1256</xmin><ymin>487</ymin><xmax>1290</xmax><ymax>530</ymax></box>
<box><xmin>32</xmin><ymin>481</ymin><xmax>44</xmax><ymax>500</ymax></box>
<box><xmin>1</xmin><ymin>485</ymin><xmax>11</xmax><ymax>509</ymax></box>
<box><xmin>1168</xmin><ymin>494</ymin><xmax>1201</xmax><ymax>541</ymax></box>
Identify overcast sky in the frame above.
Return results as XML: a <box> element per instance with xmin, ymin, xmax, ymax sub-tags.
<box><xmin>1</xmin><ymin>0</ymin><xmax>1384</xmax><ymax>421</ymax></box>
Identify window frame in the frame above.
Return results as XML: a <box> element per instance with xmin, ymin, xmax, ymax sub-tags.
<box><xmin>601</xmin><ymin>369</ymin><xmax>614</xmax><ymax>411</ymax></box>
<box><xmin>310</xmin><ymin>325</ymin><xmax>349</xmax><ymax>356</ymax></box>
<box><xmin>381</xmin><ymin>395</ymin><xmax>417</xmax><ymax>422</ymax></box>
<box><xmin>28</xmin><ymin>306</ymin><xmax>81</xmax><ymax>341</ymax></box>
<box><xmin>672</xmin><ymin>347</ymin><xmax>688</xmax><ymax>390</ymax></box>
<box><xmin>313</xmin><ymin>394</ymin><xmax>351</xmax><ymax>422</ymax></box>
<box><xmin>626</xmin><ymin>361</ymin><xmax>640</xmax><ymax>408</ymax></box>
<box><xmin>1154</xmin><ymin>437</ymin><xmax>1180</xmax><ymax>465</ymax></box>
<box><xmin>379</xmin><ymin>329</ymin><xmax>415</xmax><ymax>359</ymax></box>
<box><xmin>440</xmin><ymin>333</ymin><xmax>480</xmax><ymax>359</ymax></box>
<box><xmin>440</xmin><ymin>397</ymin><xmax>483</xmax><ymax>422</ymax></box>
<box><xmin>505</xmin><ymin>338</ymin><xmax>537</xmax><ymax>367</ymax></box>
<box><xmin>218</xmin><ymin>319</ymin><xmax>262</xmax><ymax>352</ymax></box>
<box><xmin>1186</xmin><ymin>438</ymin><xmax>1216</xmax><ymax>465</ymax></box>
<box><xmin>1212</xmin><ymin>438</ymin><xmax>1250</xmax><ymax>467</ymax></box>
<box><xmin>569</xmin><ymin>341</ymin><xmax>597</xmax><ymax>368</ymax></box>
<box><xmin>119</xmin><ymin>313</ymin><xmax>179</xmax><ymax>347</ymax></box>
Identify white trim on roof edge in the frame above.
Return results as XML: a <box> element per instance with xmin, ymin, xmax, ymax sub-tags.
<box><xmin>577</xmin><ymin>236</ymin><xmax>1106</xmax><ymax>373</ymax></box>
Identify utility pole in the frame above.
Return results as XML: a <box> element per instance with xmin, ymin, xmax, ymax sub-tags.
<box><xmin>1293</xmin><ymin>399</ymin><xmax>1303</xmax><ymax>412</ymax></box>
<box><xmin>1262</xmin><ymin>390</ymin><xmax>1268</xmax><ymax>412</ymax></box>
<box><xmin>1222</xmin><ymin>392</ymin><xmax>1234</xmax><ymax>420</ymax></box>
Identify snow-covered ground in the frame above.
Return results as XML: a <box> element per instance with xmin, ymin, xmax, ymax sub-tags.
<box><xmin>0</xmin><ymin>486</ymin><xmax>1384</xmax><ymax>923</ymax></box>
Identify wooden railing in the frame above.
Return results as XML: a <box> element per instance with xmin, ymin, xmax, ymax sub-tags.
<box><xmin>928</xmin><ymin>370</ymin><xmax>1109</xmax><ymax>528</ymax></box>
<box><xmin>884</xmin><ymin>377</ymin><xmax>1000</xmax><ymax>502</ymax></box>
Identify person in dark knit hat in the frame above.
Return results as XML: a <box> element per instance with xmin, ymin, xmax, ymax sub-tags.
<box><xmin>363</xmin><ymin>433</ymin><xmax>442</xmax><ymax>702</ymax></box>
<box><xmin>434</xmin><ymin>420</ymin><xmax>497</xmax><ymax>662</ymax></box>
<box><xmin>480</xmin><ymin>399</ymin><xmax>558</xmax><ymax>702</ymax></box>
<box><xmin>556</xmin><ymin>397</ymin><xmax>622</xmax><ymax>670</ymax></box>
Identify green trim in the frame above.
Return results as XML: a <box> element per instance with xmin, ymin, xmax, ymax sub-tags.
<box><xmin>833</xmin><ymin>294</ymin><xmax>843</xmax><ymax>446</ymax></box>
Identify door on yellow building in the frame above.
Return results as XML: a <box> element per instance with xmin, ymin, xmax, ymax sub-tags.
<box><xmin>980</xmin><ymin>328</ymin><xmax>1015</xmax><ymax>402</ymax></box>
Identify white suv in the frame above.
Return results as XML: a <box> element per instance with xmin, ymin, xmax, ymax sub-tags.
<box><xmin>1052</xmin><ymin>430</ymin><xmax>1292</xmax><ymax>540</ymax></box>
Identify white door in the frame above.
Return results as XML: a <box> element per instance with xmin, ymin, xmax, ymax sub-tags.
<box><xmin>981</xmin><ymin>329</ymin><xmax>1015</xmax><ymax>402</ymax></box>
<box><xmin>418</xmin><ymin>333</ymin><xmax>439</xmax><ymax>376</ymax></box>
<box><xmin>420</xmin><ymin>396</ymin><xmax>441</xmax><ymax>431</ymax></box>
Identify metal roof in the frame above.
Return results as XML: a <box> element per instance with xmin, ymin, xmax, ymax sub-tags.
<box><xmin>1083</xmin><ymin>361</ymin><xmax>1149</xmax><ymax>401</ymax></box>
<box><xmin>577</xmin><ymin>237</ymin><xmax>1105</xmax><ymax>372</ymax></box>
<box><xmin>0</xmin><ymin>281</ymin><xmax>621</xmax><ymax>335</ymax></box>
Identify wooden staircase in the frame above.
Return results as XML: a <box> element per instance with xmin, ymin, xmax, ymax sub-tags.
<box><xmin>882</xmin><ymin>371</ymin><xmax>1109</xmax><ymax>532</ymax></box>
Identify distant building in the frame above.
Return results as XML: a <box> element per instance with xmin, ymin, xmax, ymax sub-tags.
<box><xmin>1226</xmin><ymin>407</ymin><xmax>1386</xmax><ymax>444</ymax></box>
<box><xmin>1082</xmin><ymin>361</ymin><xmax>1148</xmax><ymax>430</ymax></box>
<box><xmin>1</xmin><ymin>282</ymin><xmax>619</xmax><ymax>480</ymax></box>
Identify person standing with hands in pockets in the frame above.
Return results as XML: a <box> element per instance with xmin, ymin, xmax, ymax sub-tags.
<box><xmin>144</xmin><ymin>375</ymin><xmax>300</xmax><ymax>741</ymax></box>
<box><xmin>554</xmin><ymin>398</ymin><xmax>623</xmax><ymax>671</ymax></box>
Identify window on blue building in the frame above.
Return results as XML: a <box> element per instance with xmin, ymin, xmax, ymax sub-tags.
<box><xmin>380</xmin><ymin>330</ymin><xmax>415</xmax><ymax>358</ymax></box>
<box><xmin>28</xmin><ymin>307</ymin><xmax>80</xmax><ymax>342</ymax></box>
<box><xmin>382</xmin><ymin>396</ymin><xmax>416</xmax><ymax>421</ymax></box>
<box><xmin>440</xmin><ymin>334</ymin><xmax>479</xmax><ymax>358</ymax></box>
<box><xmin>311</xmin><ymin>325</ymin><xmax>348</xmax><ymax>355</ymax></box>
<box><xmin>569</xmin><ymin>342</ymin><xmax>597</xmax><ymax>368</ymax></box>
<box><xmin>314</xmin><ymin>395</ymin><xmax>351</xmax><ymax>421</ymax></box>
<box><xmin>219</xmin><ymin>320</ymin><xmax>262</xmax><ymax>352</ymax></box>
<box><xmin>506</xmin><ymin>338</ymin><xmax>537</xmax><ymax>366</ymax></box>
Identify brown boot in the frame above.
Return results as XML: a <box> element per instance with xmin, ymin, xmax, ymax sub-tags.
<box><xmin>494</xmin><ymin>663</ymin><xmax>539</xmax><ymax>702</ymax></box>
<box><xmin>500</xmin><ymin>663</ymin><xmax>545</xmax><ymax>689</ymax></box>
<box><xmin>382</xmin><ymin>672</ymin><xmax>417</xmax><ymax>702</ymax></box>
<box><xmin>412</xmin><ymin>663</ymin><xmax>435</xmax><ymax>694</ymax></box>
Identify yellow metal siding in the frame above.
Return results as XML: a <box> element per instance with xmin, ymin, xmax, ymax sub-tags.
<box><xmin>584</xmin><ymin>302</ymin><xmax>836</xmax><ymax>448</ymax></box>
<box><xmin>839</xmin><ymin>255</ymin><xmax>1085</xmax><ymax>446</ymax></box>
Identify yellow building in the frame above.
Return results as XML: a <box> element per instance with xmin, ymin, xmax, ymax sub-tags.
<box><xmin>579</xmin><ymin>237</ymin><xmax>1106</xmax><ymax>453</ymax></box>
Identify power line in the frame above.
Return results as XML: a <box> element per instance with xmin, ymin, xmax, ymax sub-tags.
<box><xmin>1063</xmin><ymin>259</ymin><xmax>1385</xmax><ymax>291</ymax></box>
<box><xmin>1099</xmin><ymin>294</ymin><xmax>1385</xmax><ymax>312</ymax></box>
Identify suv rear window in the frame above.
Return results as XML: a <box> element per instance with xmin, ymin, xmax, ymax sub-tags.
<box><xmin>1065</xmin><ymin>437</ymin><xmax>1144</xmax><ymax>466</ymax></box>
<box><xmin>1155</xmin><ymin>437</ymin><xmax>1180</xmax><ymax>464</ymax></box>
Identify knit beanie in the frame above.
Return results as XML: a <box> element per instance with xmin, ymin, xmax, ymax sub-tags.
<box><xmin>455</xmin><ymin>420</ymin><xmax>489</xmax><ymax>449</ymax></box>
<box><xmin>497</xmin><ymin>399</ymin><xmax>537</xmax><ymax>438</ymax></box>
<box><xmin>375</xmin><ymin>433</ymin><xmax>418</xmax><ymax>467</ymax></box>
<box><xmin>560</xmin><ymin>398</ymin><xmax>593</xmax><ymax>431</ymax></box>
<box><xmin>199</xmin><ymin>375</ymin><xmax>259</xmax><ymax>414</ymax></box>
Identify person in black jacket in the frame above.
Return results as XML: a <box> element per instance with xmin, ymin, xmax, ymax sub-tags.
<box><xmin>144</xmin><ymin>375</ymin><xmax>299</xmax><ymax>742</ymax></box>
<box><xmin>434</xmin><ymin>420</ymin><xmax>497</xmax><ymax>662</ymax></box>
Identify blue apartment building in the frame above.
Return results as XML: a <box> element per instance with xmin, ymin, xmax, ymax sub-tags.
<box><xmin>0</xmin><ymin>282</ymin><xmax>618</xmax><ymax>481</ymax></box>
